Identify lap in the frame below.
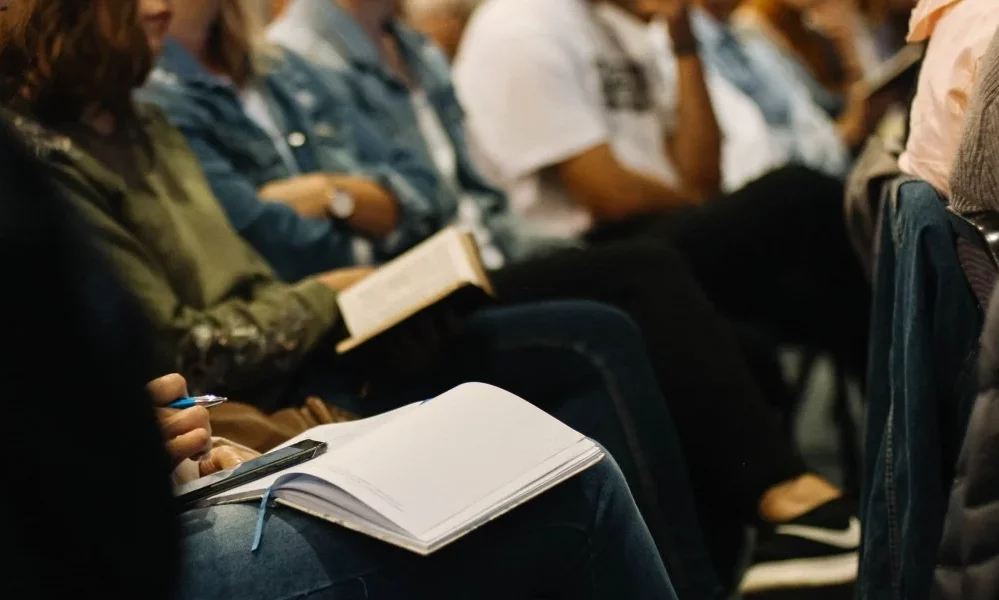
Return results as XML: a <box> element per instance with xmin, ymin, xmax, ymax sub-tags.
<box><xmin>177</xmin><ymin>456</ymin><xmax>625</xmax><ymax>600</ymax></box>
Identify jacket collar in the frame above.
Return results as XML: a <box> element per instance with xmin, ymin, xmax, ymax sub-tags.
<box><xmin>282</xmin><ymin>0</ymin><xmax>433</xmax><ymax>84</ymax></box>
<box><xmin>154</xmin><ymin>38</ymin><xmax>232</xmax><ymax>90</ymax></box>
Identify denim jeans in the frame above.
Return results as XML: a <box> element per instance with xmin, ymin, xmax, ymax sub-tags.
<box><xmin>861</xmin><ymin>180</ymin><xmax>983</xmax><ymax>600</ymax></box>
<box><xmin>299</xmin><ymin>300</ymin><xmax>725</xmax><ymax>600</ymax></box>
<box><xmin>177</xmin><ymin>454</ymin><xmax>677</xmax><ymax>599</ymax></box>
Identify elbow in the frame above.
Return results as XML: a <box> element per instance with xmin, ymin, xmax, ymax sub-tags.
<box><xmin>678</xmin><ymin>157</ymin><xmax>722</xmax><ymax>202</ymax></box>
<box><xmin>690</xmin><ymin>171</ymin><xmax>722</xmax><ymax>202</ymax></box>
<box><xmin>581</xmin><ymin>187</ymin><xmax>650</xmax><ymax>223</ymax></box>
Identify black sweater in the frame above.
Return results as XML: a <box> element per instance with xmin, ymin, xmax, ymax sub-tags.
<box><xmin>0</xmin><ymin>118</ymin><xmax>179</xmax><ymax>598</ymax></box>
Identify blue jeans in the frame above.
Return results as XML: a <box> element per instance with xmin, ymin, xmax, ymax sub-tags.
<box><xmin>177</xmin><ymin>455</ymin><xmax>677</xmax><ymax>599</ymax></box>
<box><xmin>301</xmin><ymin>300</ymin><xmax>724</xmax><ymax>600</ymax></box>
<box><xmin>861</xmin><ymin>180</ymin><xmax>983</xmax><ymax>600</ymax></box>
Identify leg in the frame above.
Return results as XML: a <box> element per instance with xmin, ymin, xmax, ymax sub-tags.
<box><xmin>592</xmin><ymin>166</ymin><xmax>870</xmax><ymax>376</ymax></box>
<box><xmin>364</xmin><ymin>300</ymin><xmax>726</xmax><ymax>600</ymax></box>
<box><xmin>491</xmin><ymin>241</ymin><xmax>807</xmax><ymax>518</ymax></box>
<box><xmin>177</xmin><ymin>455</ymin><xmax>676</xmax><ymax>600</ymax></box>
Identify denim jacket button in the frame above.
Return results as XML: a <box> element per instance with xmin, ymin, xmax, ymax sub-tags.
<box><xmin>287</xmin><ymin>132</ymin><xmax>306</xmax><ymax>147</ymax></box>
<box><xmin>314</xmin><ymin>123</ymin><xmax>335</xmax><ymax>138</ymax></box>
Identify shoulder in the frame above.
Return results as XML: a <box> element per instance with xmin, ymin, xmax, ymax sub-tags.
<box><xmin>460</xmin><ymin>0</ymin><xmax>591</xmax><ymax>68</ymax></box>
<box><xmin>2</xmin><ymin>112</ymin><xmax>123</xmax><ymax>219</ymax></box>
<box><xmin>3</xmin><ymin>110</ymin><xmax>76</xmax><ymax>162</ymax></box>
<box><xmin>138</xmin><ymin>68</ymin><xmax>214</xmax><ymax>130</ymax></box>
<box><xmin>272</xmin><ymin>47</ymin><xmax>355</xmax><ymax>105</ymax></box>
<box><xmin>268</xmin><ymin>18</ymin><xmax>349</xmax><ymax>71</ymax></box>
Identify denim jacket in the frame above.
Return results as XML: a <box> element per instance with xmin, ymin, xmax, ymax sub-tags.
<box><xmin>270</xmin><ymin>0</ymin><xmax>569</xmax><ymax>263</ymax></box>
<box><xmin>138</xmin><ymin>39</ymin><xmax>442</xmax><ymax>282</ymax></box>
<box><xmin>861</xmin><ymin>178</ymin><xmax>983</xmax><ymax>600</ymax></box>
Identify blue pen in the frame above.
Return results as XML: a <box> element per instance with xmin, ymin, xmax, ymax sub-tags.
<box><xmin>168</xmin><ymin>395</ymin><xmax>228</xmax><ymax>409</ymax></box>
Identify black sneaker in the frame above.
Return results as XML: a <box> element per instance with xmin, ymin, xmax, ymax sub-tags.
<box><xmin>740</xmin><ymin>499</ymin><xmax>859</xmax><ymax>598</ymax></box>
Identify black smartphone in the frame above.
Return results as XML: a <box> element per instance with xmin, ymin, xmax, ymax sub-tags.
<box><xmin>175</xmin><ymin>439</ymin><xmax>327</xmax><ymax>509</ymax></box>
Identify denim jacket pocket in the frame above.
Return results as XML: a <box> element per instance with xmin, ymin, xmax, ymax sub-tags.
<box><xmin>216</xmin><ymin>129</ymin><xmax>293</xmax><ymax>187</ymax></box>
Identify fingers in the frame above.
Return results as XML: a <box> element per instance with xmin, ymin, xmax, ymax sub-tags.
<box><xmin>198</xmin><ymin>446</ymin><xmax>246</xmax><ymax>477</ymax></box>
<box><xmin>165</xmin><ymin>428</ymin><xmax>212</xmax><ymax>468</ymax></box>
<box><xmin>160</xmin><ymin>406</ymin><xmax>212</xmax><ymax>442</ymax></box>
<box><xmin>147</xmin><ymin>373</ymin><xmax>189</xmax><ymax>407</ymax></box>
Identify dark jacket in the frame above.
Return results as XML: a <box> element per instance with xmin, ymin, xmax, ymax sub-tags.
<box><xmin>933</xmin><ymin>282</ymin><xmax>999</xmax><ymax>600</ymax></box>
<box><xmin>0</xmin><ymin>115</ymin><xmax>178</xmax><ymax>599</ymax></box>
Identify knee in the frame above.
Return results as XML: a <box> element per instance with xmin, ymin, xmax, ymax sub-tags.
<box><xmin>576</xmin><ymin>450</ymin><xmax>635</xmax><ymax>521</ymax></box>
<box><xmin>552</xmin><ymin>300</ymin><xmax>644</xmax><ymax>345</ymax></box>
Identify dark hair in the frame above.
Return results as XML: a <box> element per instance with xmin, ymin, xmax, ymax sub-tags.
<box><xmin>0</xmin><ymin>0</ymin><xmax>153</xmax><ymax>125</ymax></box>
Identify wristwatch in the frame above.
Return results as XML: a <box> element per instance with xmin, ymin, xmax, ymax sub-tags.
<box><xmin>327</xmin><ymin>187</ymin><xmax>356</xmax><ymax>221</ymax></box>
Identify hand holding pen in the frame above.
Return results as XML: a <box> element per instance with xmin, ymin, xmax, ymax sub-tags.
<box><xmin>147</xmin><ymin>375</ymin><xmax>228</xmax><ymax>469</ymax></box>
<box><xmin>167</xmin><ymin>394</ymin><xmax>228</xmax><ymax>409</ymax></box>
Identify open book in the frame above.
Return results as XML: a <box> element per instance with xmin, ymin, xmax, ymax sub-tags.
<box><xmin>336</xmin><ymin>227</ymin><xmax>494</xmax><ymax>353</ymax></box>
<box><xmin>202</xmin><ymin>383</ymin><xmax>604</xmax><ymax>555</ymax></box>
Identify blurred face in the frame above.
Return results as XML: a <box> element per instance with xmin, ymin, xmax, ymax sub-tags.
<box><xmin>781</xmin><ymin>0</ymin><xmax>822</xmax><ymax>10</ymax></box>
<box><xmin>138</xmin><ymin>0</ymin><xmax>173</xmax><ymax>55</ymax></box>
<box><xmin>167</xmin><ymin>0</ymin><xmax>222</xmax><ymax>48</ymax></box>
<box><xmin>698</xmin><ymin>0</ymin><xmax>741</xmax><ymax>21</ymax></box>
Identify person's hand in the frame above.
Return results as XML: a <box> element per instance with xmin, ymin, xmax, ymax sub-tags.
<box><xmin>148</xmin><ymin>374</ymin><xmax>213</xmax><ymax>469</ymax></box>
<box><xmin>197</xmin><ymin>445</ymin><xmax>258</xmax><ymax>477</ymax></box>
<box><xmin>319</xmin><ymin>266</ymin><xmax>377</xmax><ymax>291</ymax></box>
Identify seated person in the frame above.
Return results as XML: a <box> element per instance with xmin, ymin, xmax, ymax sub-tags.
<box><xmin>158</xmin><ymin>374</ymin><xmax>677</xmax><ymax>600</ymax></box>
<box><xmin>0</xmin><ymin>127</ymin><xmax>676</xmax><ymax>596</ymax></box>
<box><xmin>684</xmin><ymin>0</ymin><xmax>864</xmax><ymax>174</ymax></box>
<box><xmin>733</xmin><ymin>0</ymin><xmax>870</xmax><ymax>115</ymax></box>
<box><xmin>0</xmin><ymin>0</ymin><xmax>726</xmax><ymax>596</ymax></box>
<box><xmin>446</xmin><ymin>0</ymin><xmax>866</xmax><ymax>372</ymax></box>
<box><xmin>272</xmin><ymin>0</ymin><xmax>868</xmax><ymax>386</ymax></box>
<box><xmin>897</xmin><ymin>0</ymin><xmax>999</xmax><ymax>198</ymax></box>
<box><xmin>148</xmin><ymin>0</ymin><xmax>856</xmax><ymax>594</ymax></box>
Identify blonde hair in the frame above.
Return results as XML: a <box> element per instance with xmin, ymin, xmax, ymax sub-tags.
<box><xmin>208</xmin><ymin>0</ymin><xmax>277</xmax><ymax>86</ymax></box>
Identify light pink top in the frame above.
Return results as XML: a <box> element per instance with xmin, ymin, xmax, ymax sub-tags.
<box><xmin>898</xmin><ymin>0</ymin><xmax>999</xmax><ymax>197</ymax></box>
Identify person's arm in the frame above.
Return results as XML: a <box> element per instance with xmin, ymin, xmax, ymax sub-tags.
<box><xmin>455</xmin><ymin>27</ymin><xmax>697</xmax><ymax>223</ymax></box>
<box><xmin>299</xmin><ymin>57</ymin><xmax>444</xmax><ymax>259</ymax></box>
<box><xmin>180</xmin><ymin>135</ymin><xmax>357</xmax><ymax>282</ymax></box>
<box><xmin>257</xmin><ymin>171</ymin><xmax>400</xmax><ymax>237</ymax></box>
<box><xmin>557</xmin><ymin>144</ymin><xmax>698</xmax><ymax>221</ymax></box>
<box><xmin>53</xmin><ymin>165</ymin><xmax>344</xmax><ymax>396</ymax></box>
<box><xmin>657</xmin><ymin>3</ymin><xmax>722</xmax><ymax>199</ymax></box>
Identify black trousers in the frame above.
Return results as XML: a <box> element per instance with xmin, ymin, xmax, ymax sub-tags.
<box><xmin>589</xmin><ymin>165</ymin><xmax>870</xmax><ymax>377</ymax></box>
<box><xmin>491</xmin><ymin>239</ymin><xmax>806</xmax><ymax>576</ymax></box>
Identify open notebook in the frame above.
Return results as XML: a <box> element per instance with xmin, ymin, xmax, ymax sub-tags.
<box><xmin>336</xmin><ymin>227</ymin><xmax>494</xmax><ymax>353</ymax></box>
<box><xmin>203</xmin><ymin>383</ymin><xmax>604</xmax><ymax>555</ymax></box>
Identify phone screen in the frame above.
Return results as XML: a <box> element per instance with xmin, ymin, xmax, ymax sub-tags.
<box><xmin>175</xmin><ymin>439</ymin><xmax>327</xmax><ymax>509</ymax></box>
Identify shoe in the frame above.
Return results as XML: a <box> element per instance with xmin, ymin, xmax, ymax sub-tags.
<box><xmin>740</xmin><ymin>498</ymin><xmax>859</xmax><ymax>598</ymax></box>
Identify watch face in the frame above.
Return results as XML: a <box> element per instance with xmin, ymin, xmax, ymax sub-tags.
<box><xmin>330</xmin><ymin>190</ymin><xmax>356</xmax><ymax>220</ymax></box>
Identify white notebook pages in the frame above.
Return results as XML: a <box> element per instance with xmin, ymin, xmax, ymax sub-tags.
<box><xmin>206</xmin><ymin>383</ymin><xmax>604</xmax><ymax>555</ymax></box>
<box><xmin>335</xmin><ymin>227</ymin><xmax>494</xmax><ymax>353</ymax></box>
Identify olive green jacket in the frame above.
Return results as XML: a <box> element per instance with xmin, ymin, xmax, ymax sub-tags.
<box><xmin>9</xmin><ymin>107</ymin><xmax>342</xmax><ymax>401</ymax></box>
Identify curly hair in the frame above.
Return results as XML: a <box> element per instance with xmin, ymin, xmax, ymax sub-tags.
<box><xmin>0</xmin><ymin>0</ymin><xmax>153</xmax><ymax>125</ymax></box>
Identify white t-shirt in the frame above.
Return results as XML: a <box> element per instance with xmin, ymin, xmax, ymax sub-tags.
<box><xmin>648</xmin><ymin>20</ymin><xmax>782</xmax><ymax>192</ymax></box>
<box><xmin>410</xmin><ymin>89</ymin><xmax>507</xmax><ymax>269</ymax></box>
<box><xmin>453</xmin><ymin>0</ymin><xmax>681</xmax><ymax>238</ymax></box>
